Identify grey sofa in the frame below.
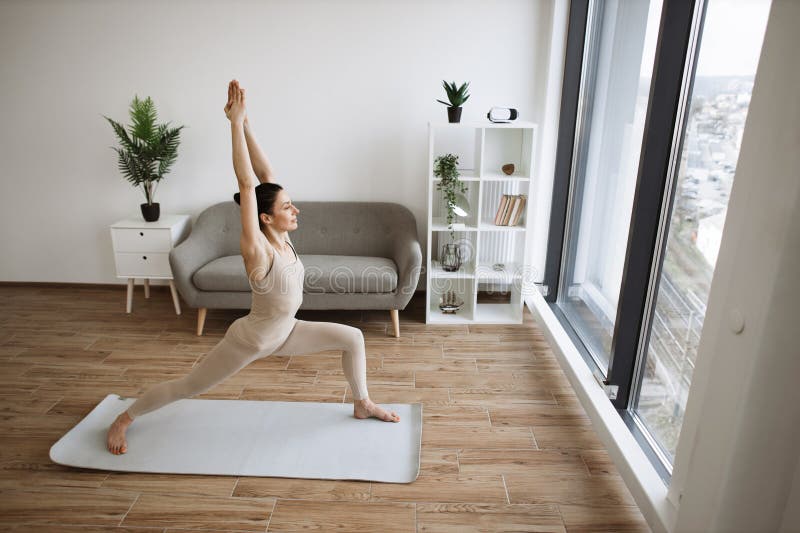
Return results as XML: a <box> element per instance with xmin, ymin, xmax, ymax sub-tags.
<box><xmin>169</xmin><ymin>201</ymin><xmax>422</xmax><ymax>337</ymax></box>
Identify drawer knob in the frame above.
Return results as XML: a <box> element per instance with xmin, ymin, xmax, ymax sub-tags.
<box><xmin>139</xmin><ymin>231</ymin><xmax>144</xmax><ymax>236</ymax></box>
<box><xmin>142</xmin><ymin>256</ymin><xmax>147</xmax><ymax>260</ymax></box>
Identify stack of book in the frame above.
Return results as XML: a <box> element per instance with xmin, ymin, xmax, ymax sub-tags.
<box><xmin>493</xmin><ymin>194</ymin><xmax>527</xmax><ymax>226</ymax></box>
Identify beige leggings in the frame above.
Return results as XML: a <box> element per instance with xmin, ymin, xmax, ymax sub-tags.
<box><xmin>126</xmin><ymin>320</ymin><xmax>369</xmax><ymax>419</ymax></box>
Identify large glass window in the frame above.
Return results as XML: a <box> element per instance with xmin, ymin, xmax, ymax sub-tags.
<box><xmin>632</xmin><ymin>0</ymin><xmax>771</xmax><ymax>464</ymax></box>
<box><xmin>548</xmin><ymin>0</ymin><xmax>773</xmax><ymax>477</ymax></box>
<box><xmin>558</xmin><ymin>0</ymin><xmax>664</xmax><ymax>372</ymax></box>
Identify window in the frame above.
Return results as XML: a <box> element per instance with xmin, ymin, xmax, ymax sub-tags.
<box><xmin>547</xmin><ymin>0</ymin><xmax>770</xmax><ymax>476</ymax></box>
<box><xmin>632</xmin><ymin>0</ymin><xmax>771</xmax><ymax>465</ymax></box>
<box><xmin>558</xmin><ymin>0</ymin><xmax>664</xmax><ymax>372</ymax></box>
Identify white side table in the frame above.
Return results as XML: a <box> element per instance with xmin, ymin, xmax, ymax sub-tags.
<box><xmin>110</xmin><ymin>214</ymin><xmax>191</xmax><ymax>314</ymax></box>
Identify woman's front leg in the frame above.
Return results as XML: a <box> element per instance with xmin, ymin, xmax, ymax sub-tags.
<box><xmin>272</xmin><ymin>320</ymin><xmax>400</xmax><ymax>422</ymax></box>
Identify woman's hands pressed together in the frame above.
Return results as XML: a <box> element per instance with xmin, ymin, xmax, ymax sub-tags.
<box><xmin>225</xmin><ymin>79</ymin><xmax>247</xmax><ymax>125</ymax></box>
<box><xmin>225</xmin><ymin>78</ymin><xmax>276</xmax><ymax>184</ymax></box>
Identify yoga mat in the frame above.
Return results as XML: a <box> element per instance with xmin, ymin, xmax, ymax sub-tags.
<box><xmin>50</xmin><ymin>394</ymin><xmax>422</xmax><ymax>483</ymax></box>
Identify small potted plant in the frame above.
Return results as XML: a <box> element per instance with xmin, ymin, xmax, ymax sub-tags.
<box><xmin>105</xmin><ymin>96</ymin><xmax>184</xmax><ymax>222</ymax></box>
<box><xmin>434</xmin><ymin>153</ymin><xmax>467</xmax><ymax>271</ymax></box>
<box><xmin>437</xmin><ymin>80</ymin><xmax>470</xmax><ymax>123</ymax></box>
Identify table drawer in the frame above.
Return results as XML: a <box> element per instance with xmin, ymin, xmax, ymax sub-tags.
<box><xmin>114</xmin><ymin>252</ymin><xmax>172</xmax><ymax>277</ymax></box>
<box><xmin>111</xmin><ymin>228</ymin><xmax>172</xmax><ymax>252</ymax></box>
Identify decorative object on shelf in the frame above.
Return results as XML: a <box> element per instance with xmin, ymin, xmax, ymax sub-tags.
<box><xmin>502</xmin><ymin>163</ymin><xmax>515</xmax><ymax>175</ymax></box>
<box><xmin>437</xmin><ymin>81</ymin><xmax>470</xmax><ymax>123</ymax></box>
<box><xmin>105</xmin><ymin>96</ymin><xmax>184</xmax><ymax>222</ymax></box>
<box><xmin>438</xmin><ymin>291</ymin><xmax>464</xmax><ymax>314</ymax></box>
<box><xmin>449</xmin><ymin>192</ymin><xmax>470</xmax><ymax>230</ymax></box>
<box><xmin>440</xmin><ymin>243</ymin><xmax>463</xmax><ymax>272</ymax></box>
<box><xmin>487</xmin><ymin>106</ymin><xmax>519</xmax><ymax>123</ymax></box>
<box><xmin>434</xmin><ymin>153</ymin><xmax>468</xmax><ymax>240</ymax></box>
<box><xmin>493</xmin><ymin>194</ymin><xmax>527</xmax><ymax>226</ymax></box>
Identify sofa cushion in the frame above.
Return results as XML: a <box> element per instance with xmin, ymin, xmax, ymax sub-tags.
<box><xmin>192</xmin><ymin>254</ymin><xmax>398</xmax><ymax>293</ymax></box>
<box><xmin>192</xmin><ymin>255</ymin><xmax>249</xmax><ymax>291</ymax></box>
<box><xmin>302</xmin><ymin>255</ymin><xmax>397</xmax><ymax>294</ymax></box>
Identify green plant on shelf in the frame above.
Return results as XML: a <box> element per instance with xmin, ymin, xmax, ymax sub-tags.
<box><xmin>434</xmin><ymin>153</ymin><xmax>467</xmax><ymax>241</ymax></box>
<box><xmin>436</xmin><ymin>81</ymin><xmax>470</xmax><ymax>108</ymax></box>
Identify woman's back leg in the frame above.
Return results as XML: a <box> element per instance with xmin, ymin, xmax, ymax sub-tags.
<box><xmin>127</xmin><ymin>333</ymin><xmax>263</xmax><ymax>419</ymax></box>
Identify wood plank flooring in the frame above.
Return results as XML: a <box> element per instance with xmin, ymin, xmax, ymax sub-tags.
<box><xmin>0</xmin><ymin>285</ymin><xmax>649</xmax><ymax>532</ymax></box>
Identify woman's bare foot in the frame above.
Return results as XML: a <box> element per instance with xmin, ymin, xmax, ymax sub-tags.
<box><xmin>107</xmin><ymin>411</ymin><xmax>133</xmax><ymax>455</ymax></box>
<box><xmin>353</xmin><ymin>398</ymin><xmax>400</xmax><ymax>422</ymax></box>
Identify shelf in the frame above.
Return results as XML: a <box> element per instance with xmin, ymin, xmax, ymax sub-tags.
<box><xmin>427</xmin><ymin>121</ymin><xmax>536</xmax><ymax>325</ymax></box>
<box><xmin>432</xmin><ymin>169</ymin><xmax>478</xmax><ymax>180</ymax></box>
<box><xmin>427</xmin><ymin>311</ymin><xmax>474</xmax><ymax>324</ymax></box>
<box><xmin>474</xmin><ymin>303</ymin><xmax>523</xmax><ymax>323</ymax></box>
<box><xmin>431</xmin><ymin>218</ymin><xmax>478</xmax><ymax>232</ymax></box>
<box><xmin>430</xmin><ymin>261</ymin><xmax>475</xmax><ymax>279</ymax></box>
<box><xmin>432</xmin><ymin>173</ymin><xmax>529</xmax><ymax>182</ymax></box>
<box><xmin>476</xmin><ymin>262</ymin><xmax>522</xmax><ymax>282</ymax></box>
<box><xmin>478</xmin><ymin>221</ymin><xmax>526</xmax><ymax>231</ymax></box>
<box><xmin>110</xmin><ymin>214</ymin><xmax>190</xmax><ymax>229</ymax></box>
<box><xmin>481</xmin><ymin>173</ymin><xmax>530</xmax><ymax>181</ymax></box>
<box><xmin>429</xmin><ymin>120</ymin><xmax>537</xmax><ymax>129</ymax></box>
<box><xmin>433</xmin><ymin>176</ymin><xmax>480</xmax><ymax>182</ymax></box>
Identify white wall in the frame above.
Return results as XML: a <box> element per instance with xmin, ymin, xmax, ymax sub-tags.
<box><xmin>0</xmin><ymin>0</ymin><xmax>552</xmax><ymax>284</ymax></box>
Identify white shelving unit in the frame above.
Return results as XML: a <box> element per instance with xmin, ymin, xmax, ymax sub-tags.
<box><xmin>426</xmin><ymin>121</ymin><xmax>537</xmax><ymax>324</ymax></box>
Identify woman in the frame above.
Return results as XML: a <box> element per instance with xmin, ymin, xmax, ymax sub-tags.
<box><xmin>107</xmin><ymin>80</ymin><xmax>399</xmax><ymax>455</ymax></box>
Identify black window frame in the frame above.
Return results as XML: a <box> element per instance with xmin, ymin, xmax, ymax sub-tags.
<box><xmin>543</xmin><ymin>0</ymin><xmax>707</xmax><ymax>478</ymax></box>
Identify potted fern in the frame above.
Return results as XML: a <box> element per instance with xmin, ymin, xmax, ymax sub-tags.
<box><xmin>436</xmin><ymin>80</ymin><xmax>470</xmax><ymax>123</ymax></box>
<box><xmin>104</xmin><ymin>96</ymin><xmax>184</xmax><ymax>222</ymax></box>
<box><xmin>434</xmin><ymin>153</ymin><xmax>467</xmax><ymax>271</ymax></box>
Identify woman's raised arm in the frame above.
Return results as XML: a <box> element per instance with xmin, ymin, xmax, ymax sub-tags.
<box><xmin>225</xmin><ymin>80</ymin><xmax>276</xmax><ymax>184</ymax></box>
<box><xmin>227</xmin><ymin>83</ymin><xmax>262</xmax><ymax>252</ymax></box>
<box><xmin>243</xmin><ymin>118</ymin><xmax>277</xmax><ymax>184</ymax></box>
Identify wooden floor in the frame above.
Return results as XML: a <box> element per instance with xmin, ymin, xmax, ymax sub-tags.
<box><xmin>0</xmin><ymin>285</ymin><xmax>649</xmax><ymax>532</ymax></box>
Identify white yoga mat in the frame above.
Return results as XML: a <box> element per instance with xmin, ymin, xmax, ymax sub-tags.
<box><xmin>50</xmin><ymin>394</ymin><xmax>423</xmax><ymax>483</ymax></box>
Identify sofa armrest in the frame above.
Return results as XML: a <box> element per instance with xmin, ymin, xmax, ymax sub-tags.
<box><xmin>390</xmin><ymin>220</ymin><xmax>423</xmax><ymax>310</ymax></box>
<box><xmin>169</xmin><ymin>230</ymin><xmax>226</xmax><ymax>308</ymax></box>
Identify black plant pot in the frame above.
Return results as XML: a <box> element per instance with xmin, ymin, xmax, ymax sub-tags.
<box><xmin>141</xmin><ymin>203</ymin><xmax>160</xmax><ymax>222</ymax></box>
<box><xmin>447</xmin><ymin>106</ymin><xmax>463</xmax><ymax>123</ymax></box>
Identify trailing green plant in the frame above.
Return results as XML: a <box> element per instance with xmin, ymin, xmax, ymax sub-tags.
<box><xmin>104</xmin><ymin>96</ymin><xmax>184</xmax><ymax>205</ymax></box>
<box><xmin>434</xmin><ymin>153</ymin><xmax>467</xmax><ymax>241</ymax></box>
<box><xmin>436</xmin><ymin>80</ymin><xmax>470</xmax><ymax>108</ymax></box>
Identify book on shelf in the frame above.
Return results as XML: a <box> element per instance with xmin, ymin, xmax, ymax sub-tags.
<box><xmin>502</xmin><ymin>195</ymin><xmax>516</xmax><ymax>225</ymax></box>
<box><xmin>494</xmin><ymin>194</ymin><xmax>528</xmax><ymax>226</ymax></box>
<box><xmin>510</xmin><ymin>194</ymin><xmax>526</xmax><ymax>226</ymax></box>
<box><xmin>506</xmin><ymin>195</ymin><xmax>515</xmax><ymax>224</ymax></box>
<box><xmin>493</xmin><ymin>194</ymin><xmax>527</xmax><ymax>226</ymax></box>
<box><xmin>493</xmin><ymin>194</ymin><xmax>510</xmax><ymax>225</ymax></box>
<box><xmin>494</xmin><ymin>194</ymin><xmax>510</xmax><ymax>225</ymax></box>
<box><xmin>505</xmin><ymin>196</ymin><xmax>521</xmax><ymax>225</ymax></box>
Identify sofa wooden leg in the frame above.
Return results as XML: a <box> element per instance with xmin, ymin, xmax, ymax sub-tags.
<box><xmin>390</xmin><ymin>309</ymin><xmax>400</xmax><ymax>338</ymax></box>
<box><xmin>197</xmin><ymin>308</ymin><xmax>207</xmax><ymax>336</ymax></box>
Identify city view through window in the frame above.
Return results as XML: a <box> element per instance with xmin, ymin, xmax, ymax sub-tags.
<box><xmin>634</xmin><ymin>0</ymin><xmax>772</xmax><ymax>462</ymax></box>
